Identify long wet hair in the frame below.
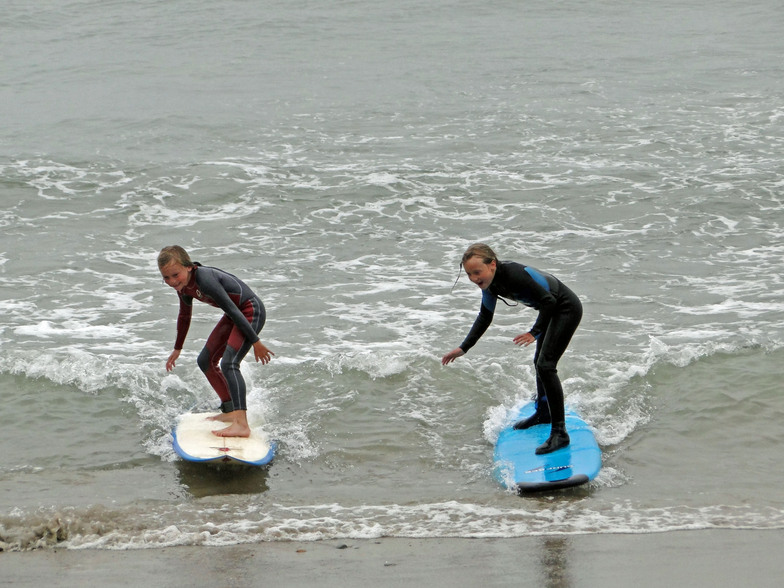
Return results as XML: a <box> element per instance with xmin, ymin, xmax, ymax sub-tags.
<box><xmin>157</xmin><ymin>245</ymin><xmax>195</xmax><ymax>269</ymax></box>
<box><xmin>461</xmin><ymin>243</ymin><xmax>498</xmax><ymax>266</ymax></box>
<box><xmin>451</xmin><ymin>242</ymin><xmax>499</xmax><ymax>292</ymax></box>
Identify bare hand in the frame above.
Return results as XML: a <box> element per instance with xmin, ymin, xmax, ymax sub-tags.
<box><xmin>441</xmin><ymin>348</ymin><xmax>465</xmax><ymax>365</ymax></box>
<box><xmin>166</xmin><ymin>349</ymin><xmax>181</xmax><ymax>371</ymax></box>
<box><xmin>513</xmin><ymin>332</ymin><xmax>536</xmax><ymax>347</ymax></box>
<box><xmin>253</xmin><ymin>341</ymin><xmax>274</xmax><ymax>364</ymax></box>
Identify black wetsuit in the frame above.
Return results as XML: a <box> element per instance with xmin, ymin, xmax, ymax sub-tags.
<box><xmin>459</xmin><ymin>261</ymin><xmax>582</xmax><ymax>425</ymax></box>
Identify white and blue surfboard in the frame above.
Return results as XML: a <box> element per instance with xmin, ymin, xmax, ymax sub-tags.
<box><xmin>172</xmin><ymin>412</ymin><xmax>276</xmax><ymax>466</ymax></box>
<box><xmin>493</xmin><ymin>402</ymin><xmax>601</xmax><ymax>493</ymax></box>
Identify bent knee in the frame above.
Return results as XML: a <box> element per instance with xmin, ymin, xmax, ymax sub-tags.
<box><xmin>535</xmin><ymin>359</ymin><xmax>558</xmax><ymax>376</ymax></box>
<box><xmin>196</xmin><ymin>349</ymin><xmax>212</xmax><ymax>374</ymax></box>
<box><xmin>220</xmin><ymin>349</ymin><xmax>240</xmax><ymax>374</ymax></box>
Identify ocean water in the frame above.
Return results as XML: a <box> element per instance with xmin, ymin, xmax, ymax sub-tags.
<box><xmin>2</xmin><ymin>0</ymin><xmax>784</xmax><ymax>550</ymax></box>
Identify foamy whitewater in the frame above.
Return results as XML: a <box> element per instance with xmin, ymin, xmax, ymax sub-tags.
<box><xmin>1</xmin><ymin>0</ymin><xmax>784</xmax><ymax>550</ymax></box>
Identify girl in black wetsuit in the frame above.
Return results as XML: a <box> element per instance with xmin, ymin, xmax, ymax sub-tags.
<box><xmin>158</xmin><ymin>245</ymin><xmax>274</xmax><ymax>438</ymax></box>
<box><xmin>441</xmin><ymin>243</ymin><xmax>582</xmax><ymax>455</ymax></box>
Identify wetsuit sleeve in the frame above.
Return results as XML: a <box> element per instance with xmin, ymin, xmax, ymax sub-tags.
<box><xmin>527</xmin><ymin>283</ymin><xmax>557</xmax><ymax>339</ymax></box>
<box><xmin>459</xmin><ymin>290</ymin><xmax>497</xmax><ymax>352</ymax></box>
<box><xmin>174</xmin><ymin>295</ymin><xmax>193</xmax><ymax>350</ymax></box>
<box><xmin>197</xmin><ymin>271</ymin><xmax>260</xmax><ymax>345</ymax></box>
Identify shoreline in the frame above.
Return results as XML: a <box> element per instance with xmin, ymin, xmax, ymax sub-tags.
<box><xmin>3</xmin><ymin>529</ymin><xmax>783</xmax><ymax>587</ymax></box>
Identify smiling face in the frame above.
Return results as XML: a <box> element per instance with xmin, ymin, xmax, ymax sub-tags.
<box><xmin>160</xmin><ymin>261</ymin><xmax>193</xmax><ymax>292</ymax></box>
<box><xmin>463</xmin><ymin>255</ymin><xmax>496</xmax><ymax>290</ymax></box>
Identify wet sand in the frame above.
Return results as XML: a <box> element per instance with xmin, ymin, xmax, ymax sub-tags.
<box><xmin>2</xmin><ymin>530</ymin><xmax>783</xmax><ymax>587</ymax></box>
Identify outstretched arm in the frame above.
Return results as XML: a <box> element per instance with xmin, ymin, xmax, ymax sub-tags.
<box><xmin>441</xmin><ymin>347</ymin><xmax>465</xmax><ymax>365</ymax></box>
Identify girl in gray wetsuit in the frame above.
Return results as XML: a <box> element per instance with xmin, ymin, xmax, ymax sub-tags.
<box><xmin>442</xmin><ymin>243</ymin><xmax>582</xmax><ymax>455</ymax></box>
<box><xmin>158</xmin><ymin>245</ymin><xmax>274</xmax><ymax>438</ymax></box>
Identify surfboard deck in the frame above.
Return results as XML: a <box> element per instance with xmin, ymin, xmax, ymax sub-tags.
<box><xmin>493</xmin><ymin>402</ymin><xmax>601</xmax><ymax>494</ymax></box>
<box><xmin>172</xmin><ymin>412</ymin><xmax>276</xmax><ymax>466</ymax></box>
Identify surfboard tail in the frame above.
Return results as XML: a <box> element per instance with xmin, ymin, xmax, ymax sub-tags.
<box><xmin>515</xmin><ymin>474</ymin><xmax>590</xmax><ymax>494</ymax></box>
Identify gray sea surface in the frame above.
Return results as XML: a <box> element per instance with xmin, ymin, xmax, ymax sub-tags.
<box><xmin>1</xmin><ymin>0</ymin><xmax>783</xmax><ymax>550</ymax></box>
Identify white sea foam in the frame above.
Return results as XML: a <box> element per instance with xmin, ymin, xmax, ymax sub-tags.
<box><xmin>14</xmin><ymin>320</ymin><xmax>128</xmax><ymax>340</ymax></box>
<box><xmin>5</xmin><ymin>498</ymin><xmax>782</xmax><ymax>551</ymax></box>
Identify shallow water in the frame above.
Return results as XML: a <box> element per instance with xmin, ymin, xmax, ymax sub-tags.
<box><xmin>1</xmin><ymin>0</ymin><xmax>784</xmax><ymax>550</ymax></box>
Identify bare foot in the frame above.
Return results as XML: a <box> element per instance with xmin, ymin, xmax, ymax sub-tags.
<box><xmin>212</xmin><ymin>423</ymin><xmax>251</xmax><ymax>438</ymax></box>
<box><xmin>206</xmin><ymin>413</ymin><xmax>233</xmax><ymax>423</ymax></box>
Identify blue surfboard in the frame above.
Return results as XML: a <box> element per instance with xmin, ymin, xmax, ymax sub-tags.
<box><xmin>493</xmin><ymin>402</ymin><xmax>601</xmax><ymax>493</ymax></box>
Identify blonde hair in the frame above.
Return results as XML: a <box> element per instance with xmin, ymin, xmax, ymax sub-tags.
<box><xmin>157</xmin><ymin>245</ymin><xmax>194</xmax><ymax>269</ymax></box>
<box><xmin>450</xmin><ymin>243</ymin><xmax>499</xmax><ymax>292</ymax></box>
<box><xmin>461</xmin><ymin>243</ymin><xmax>498</xmax><ymax>266</ymax></box>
